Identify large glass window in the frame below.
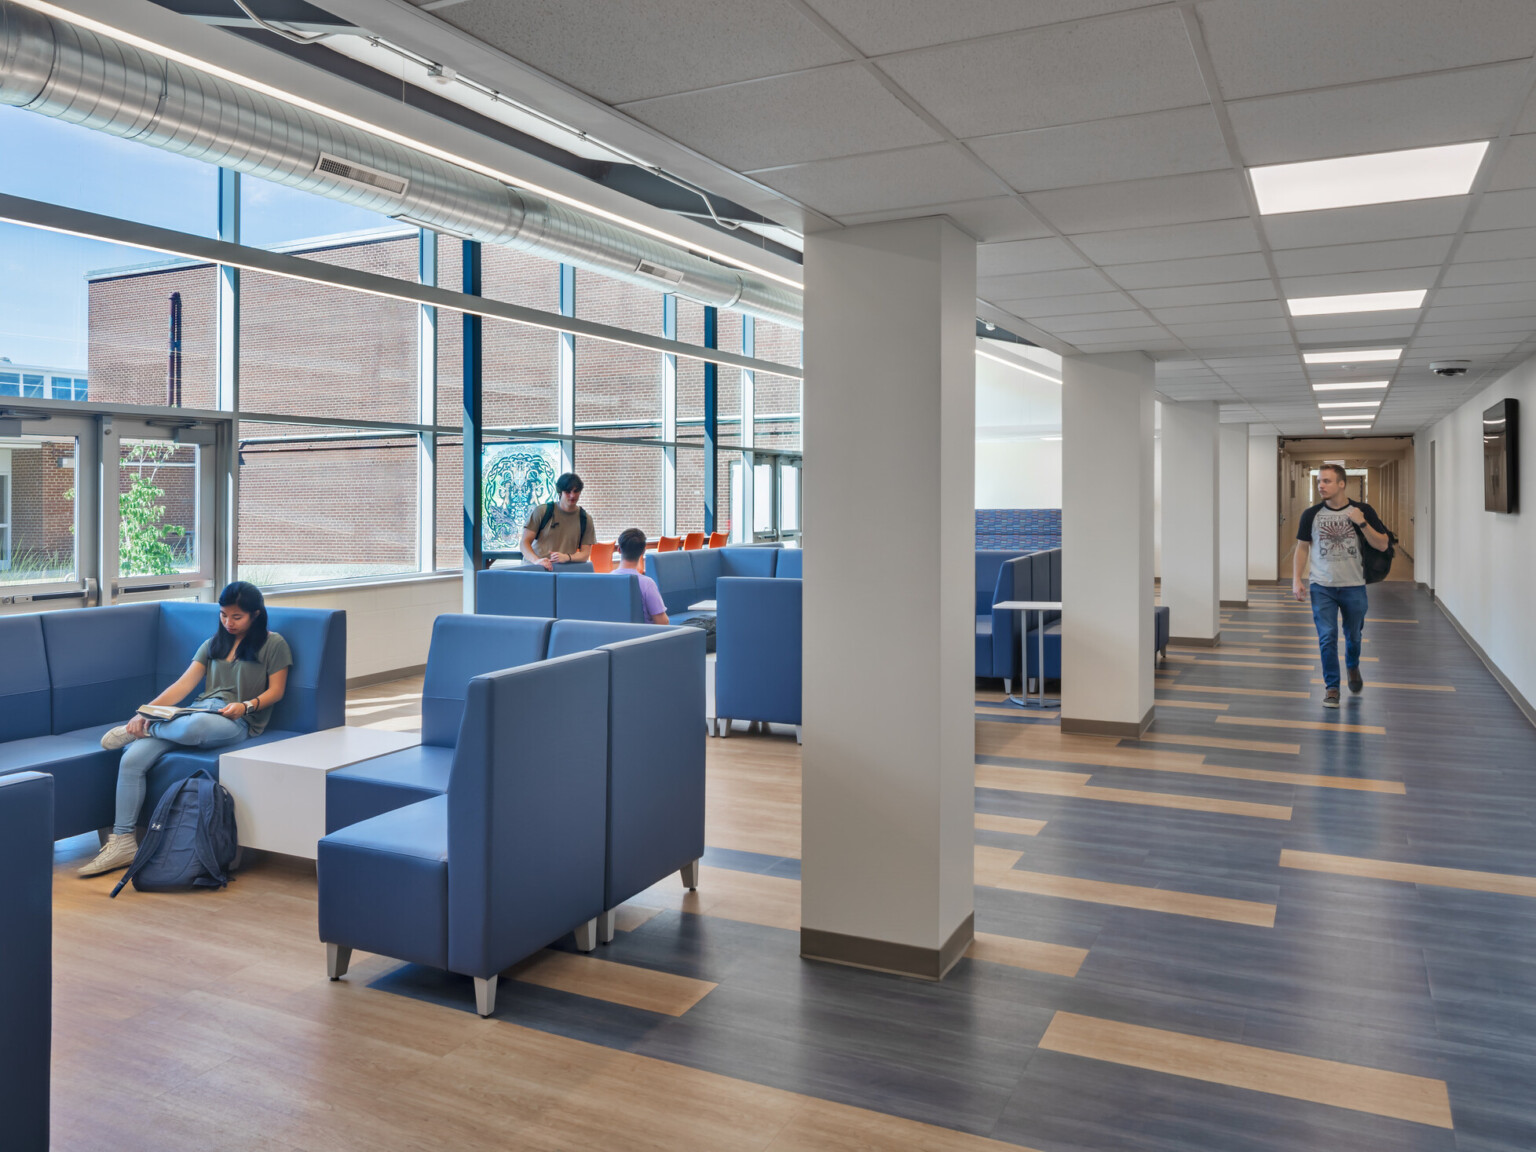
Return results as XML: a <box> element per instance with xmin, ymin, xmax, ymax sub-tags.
<box><xmin>0</xmin><ymin>433</ymin><xmax>78</xmax><ymax>586</ymax></box>
<box><xmin>577</xmin><ymin>441</ymin><xmax>664</xmax><ymax>540</ymax></box>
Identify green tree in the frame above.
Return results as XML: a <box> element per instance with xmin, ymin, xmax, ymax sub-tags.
<box><xmin>118</xmin><ymin>443</ymin><xmax>187</xmax><ymax>577</ymax></box>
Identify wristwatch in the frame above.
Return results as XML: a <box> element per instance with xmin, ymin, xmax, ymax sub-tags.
<box><xmin>245</xmin><ymin>698</ymin><xmax>259</xmax><ymax>714</ymax></box>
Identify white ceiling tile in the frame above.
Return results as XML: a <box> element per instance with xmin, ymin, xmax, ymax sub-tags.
<box><xmin>1070</xmin><ymin>219</ymin><xmax>1262</xmax><ymax>265</ymax></box>
<box><xmin>618</xmin><ymin>64</ymin><xmax>941</xmax><ymax>170</ymax></box>
<box><xmin>1196</xmin><ymin>0</ymin><xmax>1536</xmax><ymax>101</ymax></box>
<box><xmin>1271</xmin><ymin>236</ymin><xmax>1455</xmax><ymax>279</ymax></box>
<box><xmin>1467</xmin><ymin>188</ymin><xmax>1536</xmax><ymax>232</ymax></box>
<box><xmin>837</xmin><ymin>196</ymin><xmax>1054</xmax><ymax>242</ymax></box>
<box><xmin>1185</xmin><ymin>331</ymin><xmax>1296</xmax><ymax>349</ymax></box>
<box><xmin>1442</xmin><ymin>257</ymin><xmax>1536</xmax><ymax>287</ymax></box>
<box><xmin>1418</xmin><ymin>318</ymin><xmax>1536</xmax><ymax>337</ymax></box>
<box><xmin>1291</xmin><ymin>312</ymin><xmax>1420</xmax><ymax>331</ymax></box>
<box><xmin>979</xmin><ymin>267</ymin><xmax>1117</xmax><ymax>299</ymax></box>
<box><xmin>977</xmin><ymin>237</ymin><xmax>1088</xmax><ymax>277</ymax></box>
<box><xmin>1150</xmin><ymin>300</ymin><xmax>1285</xmax><ymax>324</ymax></box>
<box><xmin>807</xmin><ymin>0</ymin><xmax>1170</xmax><ymax>56</ymax></box>
<box><xmin>1028</xmin><ymin>170</ymin><xmax>1248</xmax><ymax>234</ymax></box>
<box><xmin>1225</xmin><ymin>64</ymin><xmax>1524</xmax><ymax>167</ymax></box>
<box><xmin>969</xmin><ymin>106</ymin><xmax>1230</xmax><ymax>192</ymax></box>
<box><xmin>1076</xmin><ymin>338</ymin><xmax>1186</xmax><ymax>352</ymax></box>
<box><xmin>1033</xmin><ymin>309</ymin><xmax>1150</xmax><ymax>333</ymax></box>
<box><xmin>434</xmin><ymin>0</ymin><xmax>851</xmax><ymax>103</ymax></box>
<box><xmin>1487</xmin><ymin>133</ymin><xmax>1536</xmax><ymax>191</ymax></box>
<box><xmin>1280</xmin><ymin>267</ymin><xmax>1439</xmax><ymax>297</ymax></box>
<box><xmin>1204</xmin><ymin>355</ymin><xmax>1296</xmax><ymax>367</ymax></box>
<box><xmin>1188</xmin><ymin>344</ymin><xmax>1297</xmax><ymax>358</ymax></box>
<box><xmin>1424</xmin><ymin>300</ymin><xmax>1536</xmax><ymax>323</ymax></box>
<box><xmin>876</xmin><ymin>7</ymin><xmax>1208</xmax><ymax>138</ymax></box>
<box><xmin>1262</xmin><ymin>197</ymin><xmax>1470</xmax><ymax>249</ymax></box>
<box><xmin>1431</xmin><ymin>282</ymin><xmax>1536</xmax><ymax>306</ymax></box>
<box><xmin>1293</xmin><ymin>323</ymin><xmax>1416</xmax><ymax>341</ymax></box>
<box><xmin>1455</xmin><ymin>227</ymin><xmax>1536</xmax><ymax>263</ymax></box>
<box><xmin>755</xmin><ymin>144</ymin><xmax>1000</xmax><ymax>215</ymax></box>
<box><xmin>1164</xmin><ymin>318</ymin><xmax>1292</xmax><ymax>338</ymax></box>
<box><xmin>1105</xmin><ymin>252</ymin><xmax>1271</xmax><ymax>290</ymax></box>
<box><xmin>1131</xmin><ymin>279</ymin><xmax>1277</xmax><ymax>308</ymax></box>
<box><xmin>1007</xmin><ymin>291</ymin><xmax>1140</xmax><ymax>317</ymax></box>
<box><xmin>1064</xmin><ymin>327</ymin><xmax>1171</xmax><ymax>342</ymax></box>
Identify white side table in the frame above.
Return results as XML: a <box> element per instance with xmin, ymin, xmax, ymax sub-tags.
<box><xmin>993</xmin><ymin>600</ymin><xmax>1063</xmax><ymax>710</ymax></box>
<box><xmin>219</xmin><ymin>727</ymin><xmax>421</xmax><ymax>859</ymax></box>
<box><xmin>687</xmin><ymin>599</ymin><xmax>717</xmax><ymax>612</ymax></box>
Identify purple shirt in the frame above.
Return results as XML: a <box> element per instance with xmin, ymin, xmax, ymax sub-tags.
<box><xmin>618</xmin><ymin>569</ymin><xmax>667</xmax><ymax>621</ymax></box>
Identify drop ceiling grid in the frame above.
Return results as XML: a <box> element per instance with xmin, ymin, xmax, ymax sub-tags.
<box><xmin>419</xmin><ymin>0</ymin><xmax>1536</xmax><ymax>432</ymax></box>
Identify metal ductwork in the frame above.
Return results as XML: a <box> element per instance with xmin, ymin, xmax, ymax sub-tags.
<box><xmin>0</xmin><ymin>1</ymin><xmax>802</xmax><ymax>328</ymax></box>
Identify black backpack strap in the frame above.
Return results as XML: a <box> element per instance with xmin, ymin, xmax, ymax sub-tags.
<box><xmin>189</xmin><ymin>774</ymin><xmax>231</xmax><ymax>887</ymax></box>
<box><xmin>536</xmin><ymin>502</ymin><xmax>555</xmax><ymax>536</ymax></box>
<box><xmin>109</xmin><ymin>783</ymin><xmax>180</xmax><ymax>898</ymax></box>
<box><xmin>580</xmin><ymin>508</ymin><xmax>588</xmax><ymax>541</ymax></box>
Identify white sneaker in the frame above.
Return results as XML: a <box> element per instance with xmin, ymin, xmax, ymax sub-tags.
<box><xmin>78</xmin><ymin>832</ymin><xmax>138</xmax><ymax>877</ymax></box>
<box><xmin>100</xmin><ymin>725</ymin><xmax>140</xmax><ymax>750</ymax></box>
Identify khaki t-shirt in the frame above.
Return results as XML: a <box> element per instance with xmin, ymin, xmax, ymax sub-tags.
<box><xmin>192</xmin><ymin>632</ymin><xmax>293</xmax><ymax>736</ymax></box>
<box><xmin>523</xmin><ymin>502</ymin><xmax>596</xmax><ymax>559</ymax></box>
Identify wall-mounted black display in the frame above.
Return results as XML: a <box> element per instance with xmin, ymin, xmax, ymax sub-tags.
<box><xmin>1483</xmin><ymin>398</ymin><xmax>1518</xmax><ymax>513</ymax></box>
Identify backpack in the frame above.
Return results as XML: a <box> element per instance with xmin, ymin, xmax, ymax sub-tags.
<box><xmin>682</xmin><ymin>614</ymin><xmax>716</xmax><ymax>653</ymax></box>
<box><xmin>111</xmin><ymin>770</ymin><xmax>240</xmax><ymax>897</ymax></box>
<box><xmin>535</xmin><ymin>502</ymin><xmax>588</xmax><ymax>547</ymax></box>
<box><xmin>1354</xmin><ymin>515</ymin><xmax>1397</xmax><ymax>585</ymax></box>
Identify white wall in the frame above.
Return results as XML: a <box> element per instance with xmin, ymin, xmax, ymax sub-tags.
<box><xmin>975</xmin><ymin>345</ymin><xmax>1061</xmax><ymax>508</ymax></box>
<box><xmin>1219</xmin><ymin>425</ymin><xmax>1249</xmax><ymax>602</ymax></box>
<box><xmin>268</xmin><ymin>573</ymin><xmax>461</xmax><ymax>682</ymax></box>
<box><xmin>1248</xmin><ymin>433</ymin><xmax>1279</xmax><ymax>581</ymax></box>
<box><xmin>1420</xmin><ymin>353</ymin><xmax>1536</xmax><ymax>707</ymax></box>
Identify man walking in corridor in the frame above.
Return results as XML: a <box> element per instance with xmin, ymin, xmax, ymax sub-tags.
<box><xmin>1293</xmin><ymin>463</ymin><xmax>1392</xmax><ymax>708</ymax></box>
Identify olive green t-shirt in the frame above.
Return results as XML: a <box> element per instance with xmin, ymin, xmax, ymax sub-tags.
<box><xmin>523</xmin><ymin>502</ymin><xmax>596</xmax><ymax>559</ymax></box>
<box><xmin>191</xmin><ymin>632</ymin><xmax>292</xmax><ymax>736</ymax></box>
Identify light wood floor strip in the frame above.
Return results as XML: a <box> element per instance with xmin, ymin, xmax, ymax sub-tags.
<box><xmin>965</xmin><ymin>932</ymin><xmax>1088</xmax><ymax>978</ymax></box>
<box><xmin>988</xmin><ymin>871</ymin><xmax>1277</xmax><ymax>926</ymax></box>
<box><xmin>1152</xmin><ymin>698</ymin><xmax>1230</xmax><ymax>711</ymax></box>
<box><xmin>1038</xmin><ymin>1012</ymin><xmax>1453</xmax><ymax>1128</ymax></box>
<box><xmin>1310</xmin><ymin>678</ymin><xmax>1455</xmax><ymax>692</ymax></box>
<box><xmin>1217</xmin><ymin>716</ymin><xmax>1387</xmax><ymax>736</ymax></box>
<box><xmin>1366</xmin><ymin>618</ymin><xmax>1419</xmax><ymax>624</ymax></box>
<box><xmin>1281</xmin><ymin>850</ymin><xmax>1536</xmax><ymax>898</ymax></box>
<box><xmin>975</xmin><ymin>763</ymin><xmax>1293</xmax><ymax>820</ymax></box>
<box><xmin>1131</xmin><ymin>731</ymin><xmax>1301</xmax><ymax>755</ymax></box>
<box><xmin>510</xmin><ymin>950</ymin><xmax>717</xmax><ymax>1016</ymax></box>
<box><xmin>1159</xmin><ymin>684</ymin><xmax>1310</xmax><ymax>700</ymax></box>
<box><xmin>975</xmin><ymin>812</ymin><xmax>1048</xmax><ymax>836</ymax></box>
<box><xmin>1174</xmin><ymin>658</ymin><xmax>1315</xmax><ymax>671</ymax></box>
<box><xmin>1169</xmin><ymin>645</ymin><xmax>1266</xmax><ymax>656</ymax></box>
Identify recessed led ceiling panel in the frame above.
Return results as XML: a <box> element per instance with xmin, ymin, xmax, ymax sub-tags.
<box><xmin>1288</xmin><ymin>290</ymin><xmax>1426</xmax><ymax>316</ymax></box>
<box><xmin>1312</xmin><ymin>381</ymin><xmax>1391</xmax><ymax>391</ymax></box>
<box><xmin>1318</xmin><ymin>400</ymin><xmax>1382</xmax><ymax>409</ymax></box>
<box><xmin>1252</xmin><ymin>142</ymin><xmax>1489</xmax><ymax>215</ymax></box>
<box><xmin>1302</xmin><ymin>349</ymin><xmax>1403</xmax><ymax>364</ymax></box>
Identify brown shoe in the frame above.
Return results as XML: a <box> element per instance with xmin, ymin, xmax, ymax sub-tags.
<box><xmin>1323</xmin><ymin>688</ymin><xmax>1341</xmax><ymax>709</ymax></box>
<box><xmin>1348</xmin><ymin>667</ymin><xmax>1364</xmax><ymax>694</ymax></box>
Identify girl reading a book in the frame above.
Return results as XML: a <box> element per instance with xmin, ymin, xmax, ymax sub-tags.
<box><xmin>77</xmin><ymin>581</ymin><xmax>292</xmax><ymax>877</ymax></box>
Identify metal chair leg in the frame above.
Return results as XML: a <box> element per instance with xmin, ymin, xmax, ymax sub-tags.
<box><xmin>474</xmin><ymin>975</ymin><xmax>498</xmax><ymax>1017</ymax></box>
<box><xmin>574</xmin><ymin>917</ymin><xmax>598</xmax><ymax>952</ymax></box>
<box><xmin>599</xmin><ymin>909</ymin><xmax>616</xmax><ymax>944</ymax></box>
<box><xmin>326</xmin><ymin>943</ymin><xmax>351</xmax><ymax>980</ymax></box>
<box><xmin>680</xmin><ymin>859</ymin><xmax>700</xmax><ymax>890</ymax></box>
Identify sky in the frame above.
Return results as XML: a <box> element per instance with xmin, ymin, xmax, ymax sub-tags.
<box><xmin>0</xmin><ymin>105</ymin><xmax>389</xmax><ymax>369</ymax></box>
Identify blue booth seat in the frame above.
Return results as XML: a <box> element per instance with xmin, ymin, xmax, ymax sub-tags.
<box><xmin>0</xmin><ymin>771</ymin><xmax>52</xmax><ymax>1152</ymax></box>
<box><xmin>714</xmin><ymin>576</ymin><xmax>802</xmax><ymax>739</ymax></box>
<box><xmin>646</xmin><ymin>546</ymin><xmax>784</xmax><ymax>623</ymax></box>
<box><xmin>320</xmin><ymin>653</ymin><xmax>610</xmax><ymax>1018</ymax></box>
<box><xmin>0</xmin><ymin>602</ymin><xmax>345</xmax><ymax>840</ymax></box>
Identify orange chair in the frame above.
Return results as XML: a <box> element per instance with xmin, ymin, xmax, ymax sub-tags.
<box><xmin>707</xmin><ymin>531</ymin><xmax>728</xmax><ymax>548</ymax></box>
<box><xmin>589</xmin><ymin>542</ymin><xmax>616</xmax><ymax>573</ymax></box>
<box><xmin>682</xmin><ymin>532</ymin><xmax>705</xmax><ymax>550</ymax></box>
<box><xmin>657</xmin><ymin>536</ymin><xmax>681</xmax><ymax>552</ymax></box>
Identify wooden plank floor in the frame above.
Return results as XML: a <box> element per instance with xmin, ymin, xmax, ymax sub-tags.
<box><xmin>49</xmin><ymin>582</ymin><xmax>1536</xmax><ymax>1151</ymax></box>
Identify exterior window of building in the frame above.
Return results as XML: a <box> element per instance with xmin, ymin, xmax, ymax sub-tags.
<box><xmin>22</xmin><ymin>374</ymin><xmax>43</xmax><ymax>397</ymax></box>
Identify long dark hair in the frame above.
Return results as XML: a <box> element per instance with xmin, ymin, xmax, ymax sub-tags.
<box><xmin>209</xmin><ymin>581</ymin><xmax>270</xmax><ymax>663</ymax></box>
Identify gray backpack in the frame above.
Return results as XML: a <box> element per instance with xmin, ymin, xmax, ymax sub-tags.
<box><xmin>111</xmin><ymin>770</ymin><xmax>240</xmax><ymax>897</ymax></box>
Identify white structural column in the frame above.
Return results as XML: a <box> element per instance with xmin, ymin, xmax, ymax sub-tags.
<box><xmin>801</xmin><ymin>217</ymin><xmax>976</xmax><ymax>980</ymax></box>
<box><xmin>1160</xmin><ymin>400</ymin><xmax>1221</xmax><ymax>645</ymax></box>
<box><xmin>1218</xmin><ymin>424</ymin><xmax>1249</xmax><ymax>605</ymax></box>
<box><xmin>1248</xmin><ymin>433</ymin><xmax>1280</xmax><ymax>582</ymax></box>
<box><xmin>1061</xmin><ymin>352</ymin><xmax>1156</xmax><ymax>737</ymax></box>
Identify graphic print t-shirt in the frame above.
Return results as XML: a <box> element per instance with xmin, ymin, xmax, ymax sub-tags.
<box><xmin>1296</xmin><ymin>500</ymin><xmax>1386</xmax><ymax>588</ymax></box>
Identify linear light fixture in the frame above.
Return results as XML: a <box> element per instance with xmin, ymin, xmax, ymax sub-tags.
<box><xmin>1251</xmin><ymin>142</ymin><xmax>1489</xmax><ymax>215</ymax></box>
<box><xmin>1318</xmin><ymin>400</ymin><xmax>1381</xmax><ymax>409</ymax></box>
<box><xmin>1040</xmin><ymin>435</ymin><xmax>1062</xmax><ymax>441</ymax></box>
<box><xmin>976</xmin><ymin>348</ymin><xmax>1062</xmax><ymax>383</ymax></box>
<box><xmin>9</xmin><ymin>0</ymin><xmax>803</xmax><ymax>294</ymax></box>
<box><xmin>1302</xmin><ymin>348</ymin><xmax>1402</xmax><ymax>364</ymax></box>
<box><xmin>1312</xmin><ymin>380</ymin><xmax>1390</xmax><ymax>391</ymax></box>
<box><xmin>1287</xmin><ymin>290</ymin><xmax>1426</xmax><ymax>316</ymax></box>
<box><xmin>1322</xmin><ymin>415</ymin><xmax>1374</xmax><ymax>424</ymax></box>
<box><xmin>1324</xmin><ymin>424</ymin><xmax>1374</xmax><ymax>431</ymax></box>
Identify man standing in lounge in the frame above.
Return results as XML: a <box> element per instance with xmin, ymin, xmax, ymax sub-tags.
<box><xmin>520</xmin><ymin>472</ymin><xmax>595</xmax><ymax>570</ymax></box>
<box><xmin>1292</xmin><ymin>462</ymin><xmax>1391</xmax><ymax>708</ymax></box>
<box><xmin>613</xmin><ymin>528</ymin><xmax>669</xmax><ymax>623</ymax></box>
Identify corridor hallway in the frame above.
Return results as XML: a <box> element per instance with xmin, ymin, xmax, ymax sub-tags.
<box><xmin>48</xmin><ymin>583</ymin><xmax>1536</xmax><ymax>1151</ymax></box>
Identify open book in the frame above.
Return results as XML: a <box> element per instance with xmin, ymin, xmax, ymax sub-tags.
<box><xmin>136</xmin><ymin>704</ymin><xmax>203</xmax><ymax>721</ymax></box>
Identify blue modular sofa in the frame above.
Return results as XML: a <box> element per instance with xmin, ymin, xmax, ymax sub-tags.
<box><xmin>646</xmin><ymin>545</ymin><xmax>790</xmax><ymax>623</ymax></box>
<box><xmin>325</xmin><ymin>614</ymin><xmax>705</xmax><ymax>966</ymax></box>
<box><xmin>714</xmin><ymin>576</ymin><xmax>802</xmax><ymax>740</ymax></box>
<box><xmin>0</xmin><ymin>602</ymin><xmax>346</xmax><ymax>841</ymax></box>
<box><xmin>320</xmin><ymin>653</ymin><xmax>610</xmax><ymax>1018</ymax></box>
<box><xmin>0</xmin><ymin>771</ymin><xmax>52</xmax><ymax>1152</ymax></box>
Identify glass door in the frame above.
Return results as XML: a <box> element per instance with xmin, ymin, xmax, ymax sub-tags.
<box><xmin>0</xmin><ymin>412</ymin><xmax>95</xmax><ymax>611</ymax></box>
<box><xmin>108</xmin><ymin>418</ymin><xmax>217</xmax><ymax>604</ymax></box>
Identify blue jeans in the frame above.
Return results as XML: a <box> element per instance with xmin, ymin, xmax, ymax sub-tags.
<box><xmin>1309</xmin><ymin>583</ymin><xmax>1368</xmax><ymax>690</ymax></box>
<box><xmin>113</xmin><ymin>702</ymin><xmax>248</xmax><ymax>833</ymax></box>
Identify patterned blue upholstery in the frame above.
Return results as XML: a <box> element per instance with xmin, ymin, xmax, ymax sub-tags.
<box><xmin>976</xmin><ymin>508</ymin><xmax>1061</xmax><ymax>553</ymax></box>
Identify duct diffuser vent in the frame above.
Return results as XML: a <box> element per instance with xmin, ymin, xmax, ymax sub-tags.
<box><xmin>314</xmin><ymin>152</ymin><xmax>409</xmax><ymax>197</ymax></box>
<box><xmin>635</xmin><ymin>259</ymin><xmax>685</xmax><ymax>286</ymax></box>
